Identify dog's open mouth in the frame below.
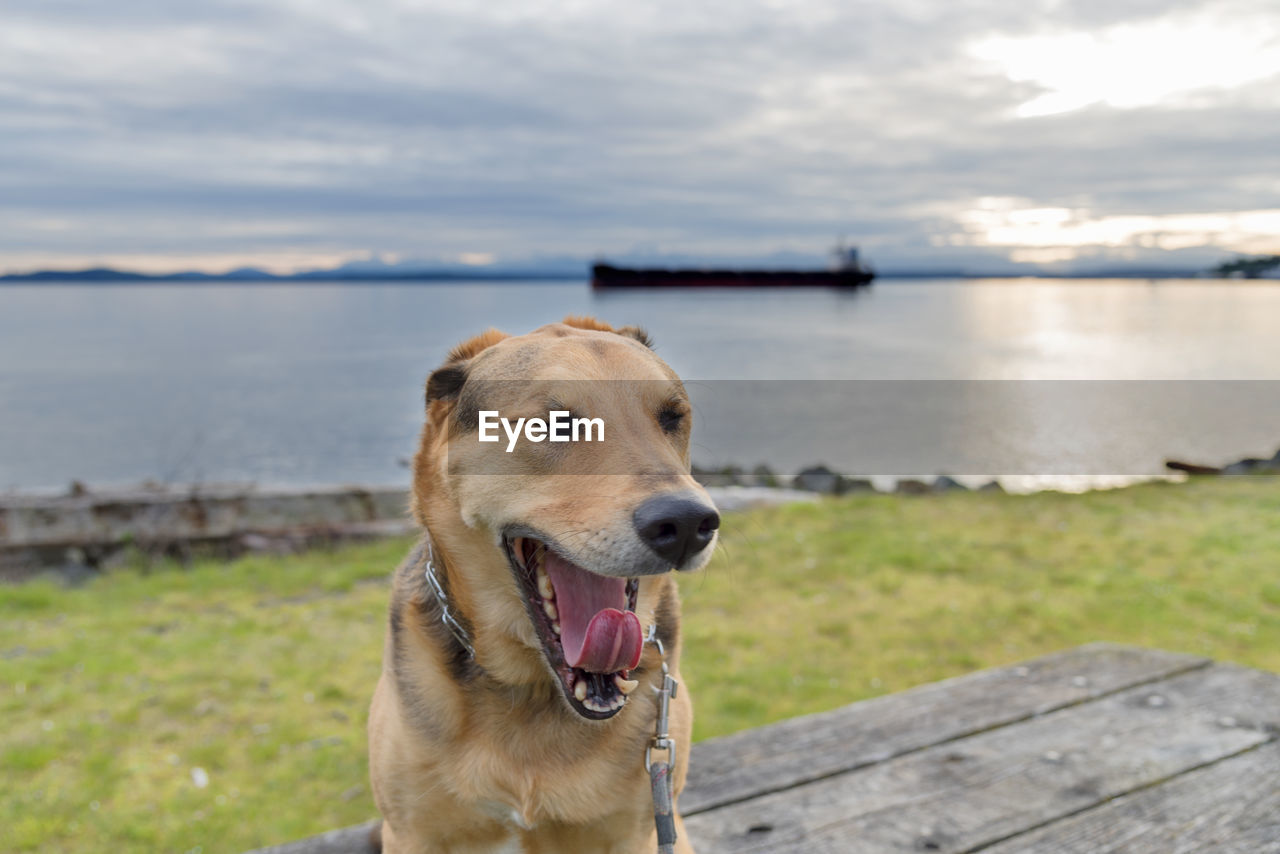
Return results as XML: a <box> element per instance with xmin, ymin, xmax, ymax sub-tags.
<box><xmin>504</xmin><ymin>535</ymin><xmax>642</xmax><ymax>720</ymax></box>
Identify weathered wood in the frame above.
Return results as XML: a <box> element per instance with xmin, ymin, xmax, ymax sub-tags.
<box><xmin>683</xmin><ymin>663</ymin><xmax>1280</xmax><ymax>853</ymax></box>
<box><xmin>241</xmin><ymin>647</ymin><xmax>1276</xmax><ymax>854</ymax></box>
<box><xmin>0</xmin><ymin>485</ymin><xmax>412</xmax><ymax>549</ymax></box>
<box><xmin>0</xmin><ymin>484</ymin><xmax>416</xmax><ymax>578</ymax></box>
<box><xmin>244</xmin><ymin>820</ymin><xmax>379</xmax><ymax>854</ymax></box>
<box><xmin>978</xmin><ymin>740</ymin><xmax>1280</xmax><ymax>854</ymax></box>
<box><xmin>682</xmin><ymin>643</ymin><xmax>1207</xmax><ymax>815</ymax></box>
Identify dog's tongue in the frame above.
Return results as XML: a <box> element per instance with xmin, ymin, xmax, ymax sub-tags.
<box><xmin>544</xmin><ymin>552</ymin><xmax>642</xmax><ymax>673</ymax></box>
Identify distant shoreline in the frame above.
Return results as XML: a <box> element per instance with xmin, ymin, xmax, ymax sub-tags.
<box><xmin>1</xmin><ymin>270</ymin><xmax>1253</xmax><ymax>284</ymax></box>
<box><xmin>0</xmin><ymin>270</ymin><xmax>581</xmax><ymax>284</ymax></box>
<box><xmin>0</xmin><ymin>257</ymin><xmax>1259</xmax><ymax>284</ymax></box>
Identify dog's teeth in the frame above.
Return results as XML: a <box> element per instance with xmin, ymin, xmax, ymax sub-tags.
<box><xmin>615</xmin><ymin>676</ymin><xmax>638</xmax><ymax>695</ymax></box>
<box><xmin>543</xmin><ymin>600</ymin><xmax>558</xmax><ymax>620</ymax></box>
<box><xmin>574</xmin><ymin>681</ymin><xmax>588</xmax><ymax>702</ymax></box>
<box><xmin>536</xmin><ymin>570</ymin><xmax>554</xmax><ymax>600</ymax></box>
<box><xmin>551</xmin><ymin>621</ymin><xmax>561</xmax><ymax>635</ymax></box>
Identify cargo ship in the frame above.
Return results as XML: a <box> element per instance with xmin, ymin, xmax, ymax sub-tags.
<box><xmin>591</xmin><ymin>246</ymin><xmax>874</xmax><ymax>290</ymax></box>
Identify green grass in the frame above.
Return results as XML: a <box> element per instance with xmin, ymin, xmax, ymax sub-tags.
<box><xmin>3</xmin><ymin>477</ymin><xmax>1278</xmax><ymax>852</ymax></box>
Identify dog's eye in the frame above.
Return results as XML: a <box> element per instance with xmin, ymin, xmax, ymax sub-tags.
<box><xmin>658</xmin><ymin>406</ymin><xmax>685</xmax><ymax>433</ymax></box>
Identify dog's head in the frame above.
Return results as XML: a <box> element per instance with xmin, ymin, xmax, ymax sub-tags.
<box><xmin>411</xmin><ymin>316</ymin><xmax>718</xmax><ymax>720</ymax></box>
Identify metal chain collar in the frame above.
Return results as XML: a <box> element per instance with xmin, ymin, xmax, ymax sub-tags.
<box><xmin>422</xmin><ymin>538</ymin><xmax>476</xmax><ymax>658</ymax></box>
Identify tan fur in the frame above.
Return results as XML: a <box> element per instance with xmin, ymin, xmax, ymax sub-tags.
<box><xmin>369</xmin><ymin>318</ymin><xmax>707</xmax><ymax>853</ymax></box>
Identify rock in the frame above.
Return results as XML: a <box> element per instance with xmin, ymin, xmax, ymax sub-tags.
<box><xmin>842</xmin><ymin>478</ymin><xmax>877</xmax><ymax>493</ymax></box>
<box><xmin>895</xmin><ymin>478</ymin><xmax>931</xmax><ymax>495</ymax></box>
<box><xmin>746</xmin><ymin>464</ymin><xmax>779</xmax><ymax>488</ymax></box>
<box><xmin>692</xmin><ymin>464</ymin><xmax>745</xmax><ymax>487</ymax></box>
<box><xmin>1222</xmin><ymin>458</ymin><xmax>1268</xmax><ymax>475</ymax></box>
<box><xmin>933</xmin><ymin>475</ymin><xmax>968</xmax><ymax>492</ymax></box>
<box><xmin>794</xmin><ymin>465</ymin><xmax>843</xmax><ymax>494</ymax></box>
<box><xmin>978</xmin><ymin>480</ymin><xmax>1006</xmax><ymax>493</ymax></box>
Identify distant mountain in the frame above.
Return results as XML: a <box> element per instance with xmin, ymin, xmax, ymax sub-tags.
<box><xmin>0</xmin><ymin>262</ymin><xmax>583</xmax><ymax>283</ymax></box>
<box><xmin>9</xmin><ymin>267</ymin><xmax>156</xmax><ymax>282</ymax></box>
<box><xmin>0</xmin><ymin>253</ymin><xmax>1216</xmax><ymax>283</ymax></box>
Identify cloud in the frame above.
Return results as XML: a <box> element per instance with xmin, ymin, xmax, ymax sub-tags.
<box><xmin>1</xmin><ymin>0</ymin><xmax>1278</xmax><ymax>273</ymax></box>
<box><xmin>970</xmin><ymin>8</ymin><xmax>1280</xmax><ymax>117</ymax></box>
<box><xmin>950</xmin><ymin>197</ymin><xmax>1280</xmax><ymax>261</ymax></box>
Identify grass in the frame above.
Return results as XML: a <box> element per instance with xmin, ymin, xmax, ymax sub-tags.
<box><xmin>2</xmin><ymin>476</ymin><xmax>1278</xmax><ymax>852</ymax></box>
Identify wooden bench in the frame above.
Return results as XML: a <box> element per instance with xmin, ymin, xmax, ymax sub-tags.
<box><xmin>250</xmin><ymin>644</ymin><xmax>1280</xmax><ymax>853</ymax></box>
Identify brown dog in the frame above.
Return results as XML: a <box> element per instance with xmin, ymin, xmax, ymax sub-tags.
<box><xmin>368</xmin><ymin>317</ymin><xmax>718</xmax><ymax>853</ymax></box>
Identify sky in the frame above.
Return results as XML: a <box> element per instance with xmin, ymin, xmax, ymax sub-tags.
<box><xmin>2</xmin><ymin>0</ymin><xmax>1279</xmax><ymax>275</ymax></box>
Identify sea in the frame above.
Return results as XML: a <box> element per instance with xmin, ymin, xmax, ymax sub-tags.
<box><xmin>2</xmin><ymin>278</ymin><xmax>1279</xmax><ymax>494</ymax></box>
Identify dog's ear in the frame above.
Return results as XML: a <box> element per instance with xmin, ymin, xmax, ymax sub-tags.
<box><xmin>614</xmin><ymin>325</ymin><xmax>654</xmax><ymax>349</ymax></box>
<box><xmin>425</xmin><ymin>328</ymin><xmax>508</xmax><ymax>407</ymax></box>
<box><xmin>426</xmin><ymin>362</ymin><xmax>468</xmax><ymax>405</ymax></box>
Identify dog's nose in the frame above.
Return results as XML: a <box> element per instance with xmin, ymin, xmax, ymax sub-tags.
<box><xmin>633</xmin><ymin>492</ymin><xmax>720</xmax><ymax>568</ymax></box>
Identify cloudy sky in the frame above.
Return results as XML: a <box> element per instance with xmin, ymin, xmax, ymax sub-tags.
<box><xmin>2</xmin><ymin>0</ymin><xmax>1279</xmax><ymax>274</ymax></box>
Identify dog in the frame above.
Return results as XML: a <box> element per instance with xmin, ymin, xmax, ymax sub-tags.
<box><xmin>368</xmin><ymin>316</ymin><xmax>719</xmax><ymax>853</ymax></box>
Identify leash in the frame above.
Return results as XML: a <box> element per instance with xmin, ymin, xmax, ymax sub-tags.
<box><xmin>644</xmin><ymin>624</ymin><xmax>679</xmax><ymax>854</ymax></box>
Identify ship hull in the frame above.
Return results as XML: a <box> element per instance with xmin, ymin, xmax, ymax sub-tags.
<box><xmin>591</xmin><ymin>264</ymin><xmax>874</xmax><ymax>289</ymax></box>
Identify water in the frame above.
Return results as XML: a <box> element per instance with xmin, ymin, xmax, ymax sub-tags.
<box><xmin>1</xmin><ymin>278</ymin><xmax>1279</xmax><ymax>492</ymax></box>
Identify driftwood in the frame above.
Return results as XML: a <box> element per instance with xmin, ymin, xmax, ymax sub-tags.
<box><xmin>0</xmin><ymin>484</ymin><xmax>414</xmax><ymax>579</ymax></box>
<box><xmin>1165</xmin><ymin>459</ymin><xmax>1223</xmax><ymax>475</ymax></box>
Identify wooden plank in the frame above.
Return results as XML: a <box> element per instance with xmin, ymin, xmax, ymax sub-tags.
<box><xmin>684</xmin><ymin>663</ymin><xmax>1280</xmax><ymax>853</ymax></box>
<box><xmin>977</xmin><ymin>741</ymin><xmax>1280</xmax><ymax>854</ymax></box>
<box><xmin>682</xmin><ymin>643</ymin><xmax>1207</xmax><ymax>815</ymax></box>
<box><xmin>243</xmin><ymin>821</ymin><xmax>378</xmax><ymax>854</ymax></box>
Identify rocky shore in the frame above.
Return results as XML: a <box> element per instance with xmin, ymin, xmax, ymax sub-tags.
<box><xmin>3</xmin><ymin>447</ymin><xmax>1276</xmax><ymax>581</ymax></box>
<box><xmin>695</xmin><ymin>445</ymin><xmax>1280</xmax><ymax>495</ymax></box>
<box><xmin>692</xmin><ymin>463</ymin><xmax>1007</xmax><ymax>495</ymax></box>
